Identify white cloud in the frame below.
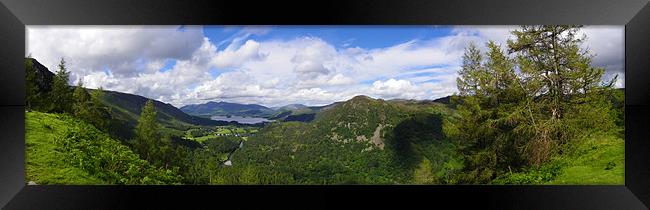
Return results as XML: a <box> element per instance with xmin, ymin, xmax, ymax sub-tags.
<box><xmin>450</xmin><ymin>25</ymin><xmax>517</xmax><ymax>51</ymax></box>
<box><xmin>27</xmin><ymin>26</ymin><xmax>205</xmax><ymax>78</ymax></box>
<box><xmin>327</xmin><ymin>74</ymin><xmax>356</xmax><ymax>86</ymax></box>
<box><xmin>213</xmin><ymin>40</ymin><xmax>267</xmax><ymax>68</ymax></box>
<box><xmin>369</xmin><ymin>79</ymin><xmax>424</xmax><ymax>99</ymax></box>
<box><xmin>580</xmin><ymin>26</ymin><xmax>625</xmax><ymax>87</ymax></box>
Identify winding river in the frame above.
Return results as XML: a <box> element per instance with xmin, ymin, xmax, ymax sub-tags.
<box><xmin>223</xmin><ymin>140</ymin><xmax>244</xmax><ymax>166</ymax></box>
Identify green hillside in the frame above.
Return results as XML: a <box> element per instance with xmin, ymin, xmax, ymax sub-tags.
<box><xmin>26</xmin><ymin>111</ymin><xmax>182</xmax><ymax>184</ymax></box>
<box><xmin>223</xmin><ymin>95</ymin><xmax>464</xmax><ymax>184</ymax></box>
<box><xmin>267</xmin><ymin>104</ymin><xmax>328</xmax><ymax>122</ymax></box>
<box><xmin>180</xmin><ymin>101</ymin><xmax>276</xmax><ymax>118</ymax></box>
<box><xmin>25</xmin><ymin>58</ymin><xmax>229</xmax><ymax>141</ymax></box>
<box><xmin>98</xmin><ymin>90</ymin><xmax>239</xmax><ymax>140</ymax></box>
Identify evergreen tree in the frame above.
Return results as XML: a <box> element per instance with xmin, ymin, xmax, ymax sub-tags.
<box><xmin>507</xmin><ymin>25</ymin><xmax>608</xmax><ymax>121</ymax></box>
<box><xmin>71</xmin><ymin>81</ymin><xmax>115</xmax><ymax>134</ymax></box>
<box><xmin>508</xmin><ymin>25</ymin><xmax>616</xmax><ymax>165</ymax></box>
<box><xmin>456</xmin><ymin>42</ymin><xmax>485</xmax><ymax>97</ymax></box>
<box><xmin>454</xmin><ymin>41</ymin><xmax>524</xmax><ymax>183</ymax></box>
<box><xmin>89</xmin><ymin>86</ymin><xmax>111</xmax><ymax>132</ymax></box>
<box><xmin>72</xmin><ymin>80</ymin><xmax>92</xmax><ymax>120</ymax></box>
<box><xmin>135</xmin><ymin>100</ymin><xmax>160</xmax><ymax>161</ymax></box>
<box><xmin>50</xmin><ymin>58</ymin><xmax>73</xmax><ymax>113</ymax></box>
<box><xmin>483</xmin><ymin>42</ymin><xmax>530</xmax><ymax>171</ymax></box>
<box><xmin>158</xmin><ymin>135</ymin><xmax>173</xmax><ymax>168</ymax></box>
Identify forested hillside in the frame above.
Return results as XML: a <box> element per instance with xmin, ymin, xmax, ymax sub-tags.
<box><xmin>221</xmin><ymin>96</ymin><xmax>463</xmax><ymax>184</ymax></box>
<box><xmin>98</xmin><ymin>89</ymin><xmax>241</xmax><ymax>140</ymax></box>
<box><xmin>26</xmin><ymin>58</ymin><xmax>235</xmax><ymax>140</ymax></box>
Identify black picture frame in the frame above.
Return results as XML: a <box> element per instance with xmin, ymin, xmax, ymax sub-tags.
<box><xmin>1</xmin><ymin>0</ymin><xmax>649</xmax><ymax>209</ymax></box>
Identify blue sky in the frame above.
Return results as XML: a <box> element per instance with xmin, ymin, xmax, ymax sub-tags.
<box><xmin>203</xmin><ymin>26</ymin><xmax>454</xmax><ymax>50</ymax></box>
<box><xmin>27</xmin><ymin>25</ymin><xmax>625</xmax><ymax>107</ymax></box>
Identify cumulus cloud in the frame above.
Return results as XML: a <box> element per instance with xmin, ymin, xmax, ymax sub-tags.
<box><xmin>28</xmin><ymin>26</ymin><xmax>221</xmax><ymax>104</ymax></box>
<box><xmin>579</xmin><ymin>26</ymin><xmax>625</xmax><ymax>87</ymax></box>
<box><xmin>369</xmin><ymin>79</ymin><xmax>425</xmax><ymax>99</ymax></box>
<box><xmin>27</xmin><ymin>26</ymin><xmax>205</xmax><ymax>78</ymax></box>
<box><xmin>213</xmin><ymin>40</ymin><xmax>267</xmax><ymax>68</ymax></box>
<box><xmin>289</xmin><ymin>37</ymin><xmax>336</xmax><ymax>79</ymax></box>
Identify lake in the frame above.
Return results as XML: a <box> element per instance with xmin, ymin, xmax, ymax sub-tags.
<box><xmin>211</xmin><ymin>115</ymin><xmax>274</xmax><ymax>124</ymax></box>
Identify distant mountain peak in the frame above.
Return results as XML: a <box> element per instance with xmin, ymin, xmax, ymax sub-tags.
<box><xmin>350</xmin><ymin>95</ymin><xmax>374</xmax><ymax>101</ymax></box>
<box><xmin>26</xmin><ymin>58</ymin><xmax>55</xmax><ymax>93</ymax></box>
<box><xmin>180</xmin><ymin>100</ymin><xmax>274</xmax><ymax>118</ymax></box>
<box><xmin>275</xmin><ymin>104</ymin><xmax>307</xmax><ymax>110</ymax></box>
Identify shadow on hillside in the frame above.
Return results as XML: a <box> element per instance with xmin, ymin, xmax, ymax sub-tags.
<box><xmin>386</xmin><ymin>113</ymin><xmax>445</xmax><ymax>170</ymax></box>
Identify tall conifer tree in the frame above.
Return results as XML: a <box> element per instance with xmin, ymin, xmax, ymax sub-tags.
<box><xmin>135</xmin><ymin>100</ymin><xmax>162</xmax><ymax>163</ymax></box>
<box><xmin>50</xmin><ymin>58</ymin><xmax>73</xmax><ymax>113</ymax></box>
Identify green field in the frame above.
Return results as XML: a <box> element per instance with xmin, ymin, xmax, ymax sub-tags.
<box><xmin>183</xmin><ymin>126</ymin><xmax>258</xmax><ymax>143</ymax></box>
<box><xmin>215</xmin><ymin>128</ymin><xmax>232</xmax><ymax>135</ymax></box>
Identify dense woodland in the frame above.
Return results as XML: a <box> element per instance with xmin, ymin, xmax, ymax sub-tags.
<box><xmin>25</xmin><ymin>25</ymin><xmax>624</xmax><ymax>185</ymax></box>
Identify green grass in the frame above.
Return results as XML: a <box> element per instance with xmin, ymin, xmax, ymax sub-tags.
<box><xmin>26</xmin><ymin>111</ymin><xmax>106</xmax><ymax>184</ymax></box>
<box><xmin>492</xmin><ymin>132</ymin><xmax>624</xmax><ymax>185</ymax></box>
<box><xmin>192</xmin><ymin>134</ymin><xmax>219</xmax><ymax>143</ymax></box>
<box><xmin>184</xmin><ymin>126</ymin><xmax>255</xmax><ymax>144</ymax></box>
<box><xmin>548</xmin><ymin>133</ymin><xmax>624</xmax><ymax>184</ymax></box>
<box><xmin>215</xmin><ymin>128</ymin><xmax>232</xmax><ymax>135</ymax></box>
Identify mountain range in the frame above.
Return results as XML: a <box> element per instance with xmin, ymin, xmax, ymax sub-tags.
<box><xmin>27</xmin><ymin>58</ymin><xmax>236</xmax><ymax>139</ymax></box>
<box><xmin>180</xmin><ymin>100</ymin><xmax>338</xmax><ymax>122</ymax></box>
<box><xmin>180</xmin><ymin>101</ymin><xmax>276</xmax><ymax>118</ymax></box>
<box><xmin>179</xmin><ymin>95</ymin><xmax>453</xmax><ymax>123</ymax></box>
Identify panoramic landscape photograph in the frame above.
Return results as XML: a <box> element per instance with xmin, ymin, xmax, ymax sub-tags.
<box><xmin>24</xmin><ymin>25</ymin><xmax>624</xmax><ymax>185</ymax></box>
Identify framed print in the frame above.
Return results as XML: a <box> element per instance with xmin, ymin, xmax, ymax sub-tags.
<box><xmin>1</xmin><ymin>0</ymin><xmax>649</xmax><ymax>209</ymax></box>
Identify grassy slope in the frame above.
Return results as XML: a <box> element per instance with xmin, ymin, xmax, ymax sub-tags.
<box><xmin>26</xmin><ymin>111</ymin><xmax>181</xmax><ymax>185</ymax></box>
<box><xmin>26</xmin><ymin>111</ymin><xmax>106</xmax><ymax>184</ymax></box>
<box><xmin>548</xmin><ymin>133</ymin><xmax>624</xmax><ymax>184</ymax></box>
<box><xmin>493</xmin><ymin>132</ymin><xmax>624</xmax><ymax>185</ymax></box>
